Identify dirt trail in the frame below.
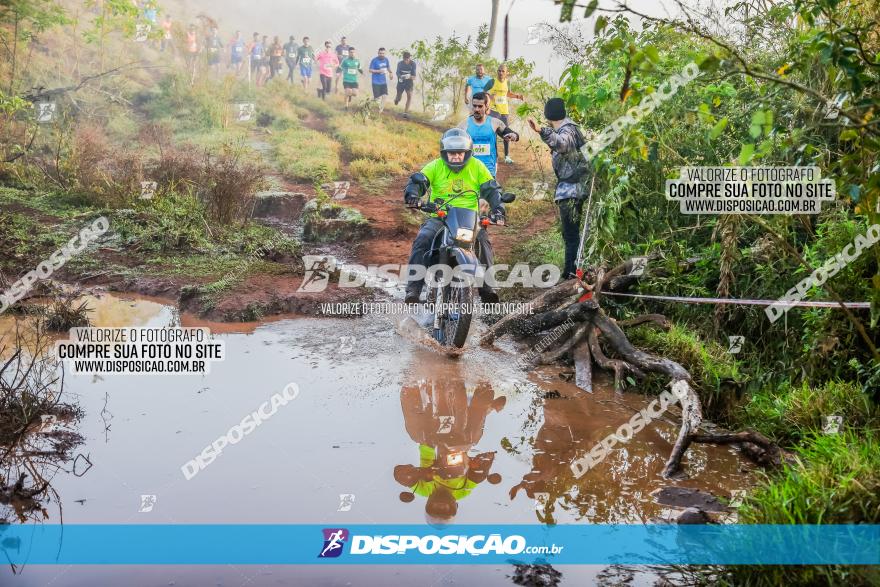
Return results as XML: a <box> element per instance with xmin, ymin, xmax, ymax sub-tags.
<box><xmin>59</xmin><ymin>96</ymin><xmax>556</xmax><ymax>321</ymax></box>
<box><xmin>296</xmin><ymin>101</ymin><xmax>423</xmax><ymax>268</ymax></box>
<box><xmin>292</xmin><ymin>99</ymin><xmax>553</xmax><ymax>268</ymax></box>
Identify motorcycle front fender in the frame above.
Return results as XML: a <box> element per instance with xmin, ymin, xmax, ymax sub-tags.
<box><xmin>450</xmin><ymin>247</ymin><xmax>479</xmax><ymax>273</ymax></box>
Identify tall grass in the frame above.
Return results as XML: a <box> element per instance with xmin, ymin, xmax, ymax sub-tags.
<box><xmin>739</xmin><ymin>380</ymin><xmax>879</xmax><ymax>446</ymax></box>
<box><xmin>270</xmin><ymin>126</ymin><xmax>341</xmax><ymax>183</ymax></box>
<box><xmin>328</xmin><ymin>116</ymin><xmax>436</xmax><ymax>181</ymax></box>
<box><xmin>705</xmin><ymin>432</ymin><xmax>880</xmax><ymax>587</ymax></box>
<box><xmin>628</xmin><ymin>323</ymin><xmax>742</xmax><ymax>419</ymax></box>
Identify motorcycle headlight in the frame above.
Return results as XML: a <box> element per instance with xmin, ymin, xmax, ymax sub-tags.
<box><xmin>446</xmin><ymin>452</ymin><xmax>464</xmax><ymax>466</ymax></box>
<box><xmin>455</xmin><ymin>228</ymin><xmax>475</xmax><ymax>243</ymax></box>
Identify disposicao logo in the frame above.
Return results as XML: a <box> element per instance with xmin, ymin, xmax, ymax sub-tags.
<box><xmin>316</xmin><ymin>530</ymin><xmax>562</xmax><ymax>558</ymax></box>
<box><xmin>318</xmin><ymin>528</ymin><xmax>349</xmax><ymax>558</ymax></box>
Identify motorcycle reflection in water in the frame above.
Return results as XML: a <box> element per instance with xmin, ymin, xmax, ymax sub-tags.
<box><xmin>394</xmin><ymin>352</ymin><xmax>505</xmax><ymax>524</ymax></box>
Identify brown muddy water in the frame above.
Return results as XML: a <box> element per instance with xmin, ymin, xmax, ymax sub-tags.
<box><xmin>1</xmin><ymin>293</ymin><xmax>753</xmax><ymax>586</ymax></box>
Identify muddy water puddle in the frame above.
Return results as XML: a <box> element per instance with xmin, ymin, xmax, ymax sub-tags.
<box><xmin>2</xmin><ymin>294</ymin><xmax>752</xmax><ymax>586</ymax></box>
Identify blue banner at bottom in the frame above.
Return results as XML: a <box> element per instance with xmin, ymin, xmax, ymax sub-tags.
<box><xmin>1</xmin><ymin>524</ymin><xmax>877</xmax><ymax>565</ymax></box>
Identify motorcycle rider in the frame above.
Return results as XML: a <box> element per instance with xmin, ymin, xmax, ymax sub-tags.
<box><xmin>403</xmin><ymin>128</ymin><xmax>506</xmax><ymax>304</ymax></box>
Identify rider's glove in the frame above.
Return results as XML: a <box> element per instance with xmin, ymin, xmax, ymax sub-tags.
<box><xmin>489</xmin><ymin>205</ymin><xmax>506</xmax><ymax>224</ymax></box>
<box><xmin>404</xmin><ymin>191</ymin><xmax>420</xmax><ymax>206</ymax></box>
<box><xmin>404</xmin><ymin>172</ymin><xmax>429</xmax><ymax>206</ymax></box>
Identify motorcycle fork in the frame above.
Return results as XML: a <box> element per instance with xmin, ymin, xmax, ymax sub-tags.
<box><xmin>432</xmin><ymin>233</ymin><xmax>450</xmax><ymax>333</ymax></box>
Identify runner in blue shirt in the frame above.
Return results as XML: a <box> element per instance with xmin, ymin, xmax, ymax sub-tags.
<box><xmin>229</xmin><ymin>30</ymin><xmax>245</xmax><ymax>75</ymax></box>
<box><xmin>457</xmin><ymin>92</ymin><xmax>519</xmax><ymax>178</ymax></box>
<box><xmin>464</xmin><ymin>64</ymin><xmax>494</xmax><ymax>107</ymax></box>
<box><xmin>369</xmin><ymin>47</ymin><xmax>393</xmax><ymax>112</ymax></box>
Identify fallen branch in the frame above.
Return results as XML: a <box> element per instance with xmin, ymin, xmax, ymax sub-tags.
<box><xmin>537</xmin><ymin>322</ymin><xmax>591</xmax><ymax>365</ymax></box>
<box><xmin>480</xmin><ymin>279</ymin><xmax>584</xmax><ymax>346</ymax></box>
<box><xmin>691</xmin><ymin>431</ymin><xmax>789</xmax><ymax>468</ymax></box>
<box><xmin>21</xmin><ymin>62</ymin><xmax>162</xmax><ymax>103</ymax></box>
<box><xmin>484</xmin><ymin>260</ymin><xmax>774</xmax><ymax>480</ymax></box>
<box><xmin>618</xmin><ymin>313</ymin><xmax>671</xmax><ymax>330</ymax></box>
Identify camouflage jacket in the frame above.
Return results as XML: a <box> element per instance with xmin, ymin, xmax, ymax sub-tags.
<box><xmin>539</xmin><ymin>118</ymin><xmax>591</xmax><ymax>200</ymax></box>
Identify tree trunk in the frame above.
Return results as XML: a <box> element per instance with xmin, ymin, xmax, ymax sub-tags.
<box><xmin>485</xmin><ymin>0</ymin><xmax>500</xmax><ymax>56</ymax></box>
<box><xmin>10</xmin><ymin>13</ymin><xmax>19</xmax><ymax>94</ymax></box>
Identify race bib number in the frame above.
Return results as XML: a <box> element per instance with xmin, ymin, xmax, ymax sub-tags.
<box><xmin>347</xmin><ymin>68</ymin><xmax>358</xmax><ymax>75</ymax></box>
<box><xmin>494</xmin><ymin>95</ymin><xmax>508</xmax><ymax>105</ymax></box>
<box><xmin>288</xmin><ymin>52</ymin><xmax>296</xmax><ymax>59</ymax></box>
<box><xmin>234</xmin><ymin>46</ymin><xmax>243</xmax><ymax>54</ymax></box>
<box><xmin>473</xmin><ymin>143</ymin><xmax>491</xmax><ymax>156</ymax></box>
<box><xmin>302</xmin><ymin>57</ymin><xmax>311</xmax><ymax>65</ymax></box>
<box><xmin>400</xmin><ymin>73</ymin><xmax>411</xmax><ymax>80</ymax></box>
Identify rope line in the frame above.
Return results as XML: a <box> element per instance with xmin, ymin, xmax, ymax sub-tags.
<box><xmin>602</xmin><ymin>291</ymin><xmax>871</xmax><ymax>309</ymax></box>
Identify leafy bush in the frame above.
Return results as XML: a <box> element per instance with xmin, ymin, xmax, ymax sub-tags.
<box><xmin>202</xmin><ymin>141</ymin><xmax>267</xmax><ymax>226</ymax></box>
<box><xmin>39</xmin><ymin>124</ymin><xmax>144</xmax><ymax>205</ymax></box>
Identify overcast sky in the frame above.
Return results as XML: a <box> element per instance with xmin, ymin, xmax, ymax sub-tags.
<box><xmin>175</xmin><ymin>0</ymin><xmax>681</xmax><ymax>83</ymax></box>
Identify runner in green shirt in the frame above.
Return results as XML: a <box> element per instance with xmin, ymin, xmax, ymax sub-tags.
<box><xmin>339</xmin><ymin>47</ymin><xmax>363</xmax><ymax>108</ymax></box>
<box><xmin>294</xmin><ymin>39</ymin><xmax>316</xmax><ymax>90</ymax></box>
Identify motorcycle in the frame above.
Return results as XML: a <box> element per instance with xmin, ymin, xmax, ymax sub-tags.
<box><xmin>408</xmin><ymin>190</ymin><xmax>516</xmax><ymax>348</ymax></box>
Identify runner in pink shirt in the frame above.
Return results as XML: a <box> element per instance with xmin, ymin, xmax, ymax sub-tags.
<box><xmin>316</xmin><ymin>41</ymin><xmax>340</xmax><ymax>99</ymax></box>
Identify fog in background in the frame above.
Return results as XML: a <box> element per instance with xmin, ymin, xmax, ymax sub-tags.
<box><xmin>170</xmin><ymin>0</ymin><xmax>680</xmax><ymax>83</ymax></box>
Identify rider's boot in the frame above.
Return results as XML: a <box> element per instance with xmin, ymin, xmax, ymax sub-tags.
<box><xmin>478</xmin><ymin>284</ymin><xmax>499</xmax><ymax>304</ymax></box>
<box><xmin>404</xmin><ymin>284</ymin><xmax>422</xmax><ymax>304</ymax></box>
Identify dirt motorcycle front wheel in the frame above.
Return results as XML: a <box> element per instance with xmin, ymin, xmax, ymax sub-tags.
<box><xmin>433</xmin><ymin>276</ymin><xmax>474</xmax><ymax>349</ymax></box>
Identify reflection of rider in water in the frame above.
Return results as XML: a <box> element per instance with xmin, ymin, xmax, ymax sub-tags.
<box><xmin>394</xmin><ymin>357</ymin><xmax>505</xmax><ymax>524</ymax></box>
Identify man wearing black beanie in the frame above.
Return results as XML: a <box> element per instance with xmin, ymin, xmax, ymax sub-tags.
<box><xmin>528</xmin><ymin>98</ymin><xmax>592</xmax><ymax>279</ymax></box>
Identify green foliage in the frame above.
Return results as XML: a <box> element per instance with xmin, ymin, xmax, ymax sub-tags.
<box><xmin>717</xmin><ymin>432</ymin><xmax>880</xmax><ymax>586</ymax></box>
<box><xmin>742</xmin><ymin>431</ymin><xmax>880</xmax><ymax>522</ymax></box>
<box><xmin>0</xmin><ymin>0</ymin><xmax>68</xmax><ymax>93</ymax></box>
<box><xmin>739</xmin><ymin>380</ymin><xmax>878</xmax><ymax>446</ymax></box>
<box><xmin>113</xmin><ymin>193</ymin><xmax>213</xmax><ymax>253</ymax></box>
<box><xmin>628</xmin><ymin>323</ymin><xmax>741</xmax><ymax>418</ymax></box>
<box><xmin>402</xmin><ymin>27</ymin><xmax>546</xmax><ymax>116</ymax></box>
<box><xmin>81</xmin><ymin>0</ymin><xmax>139</xmax><ymax>45</ymax></box>
<box><xmin>549</xmin><ymin>1</ymin><xmax>880</xmax><ymax>385</ymax></box>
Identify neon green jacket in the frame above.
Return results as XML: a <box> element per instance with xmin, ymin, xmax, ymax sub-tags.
<box><xmin>420</xmin><ymin>157</ymin><xmax>494</xmax><ymax>213</ymax></box>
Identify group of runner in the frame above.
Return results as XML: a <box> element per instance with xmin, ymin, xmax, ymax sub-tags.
<box><xmin>177</xmin><ymin>31</ymin><xmax>517</xmax><ymax>126</ymax></box>
<box><xmin>176</xmin><ymin>28</ymin><xmax>418</xmax><ymax>113</ymax></box>
<box><xmin>166</xmin><ymin>19</ymin><xmax>524</xmax><ymax>166</ymax></box>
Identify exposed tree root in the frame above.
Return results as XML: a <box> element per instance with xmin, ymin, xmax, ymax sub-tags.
<box><xmin>586</xmin><ymin>326</ymin><xmax>645</xmax><ymax>393</ymax></box>
<box><xmin>480</xmin><ymin>280</ymin><xmax>584</xmax><ymax>346</ymax></box>
<box><xmin>572</xmin><ymin>338</ymin><xmax>593</xmax><ymax>393</ymax></box>
<box><xmin>538</xmin><ymin>322</ymin><xmax>590</xmax><ymax>365</ymax></box>
<box><xmin>487</xmin><ymin>256</ymin><xmax>783</xmax><ymax>480</ymax></box>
